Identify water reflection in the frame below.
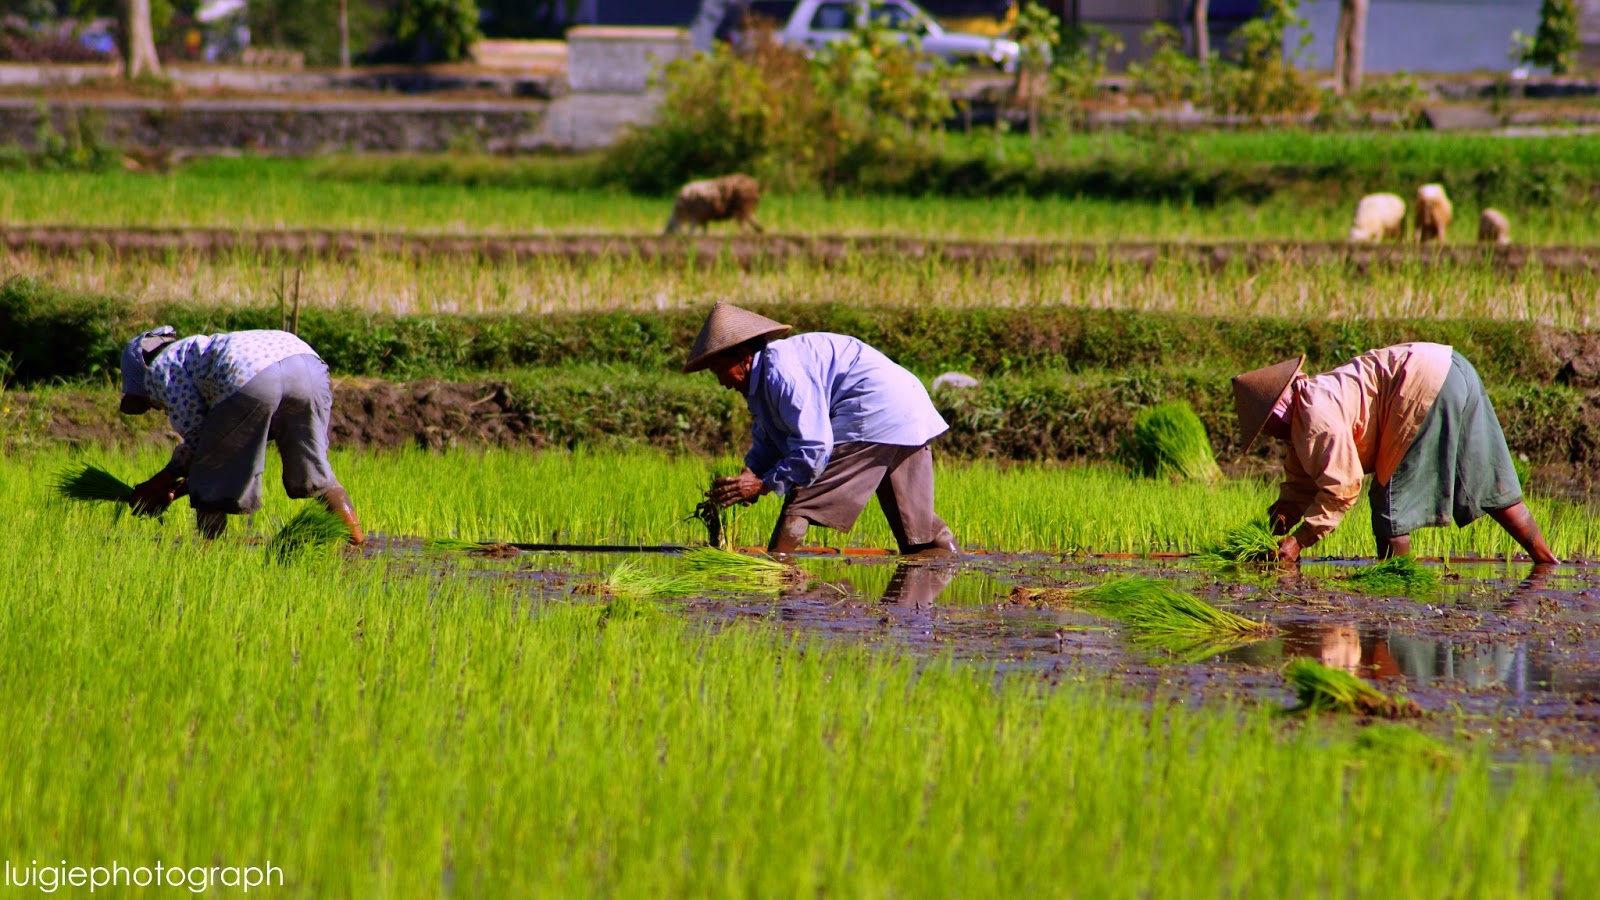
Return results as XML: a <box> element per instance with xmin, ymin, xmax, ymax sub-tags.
<box><xmin>879</xmin><ymin>562</ymin><xmax>958</xmax><ymax>608</ymax></box>
<box><xmin>1228</xmin><ymin>621</ymin><xmax>1554</xmax><ymax>695</ymax></box>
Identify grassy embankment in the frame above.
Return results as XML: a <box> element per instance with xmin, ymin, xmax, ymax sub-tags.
<box><xmin>6</xmin><ymin>278</ymin><xmax>1595</xmax><ymax>466</ymax></box>
<box><xmin>3</xmin><ymin>452</ymin><xmax>1600</xmax><ymax>896</ymax></box>
<box><xmin>10</xmin><ymin>446</ymin><xmax>1598</xmax><ymax>558</ymax></box>
<box><xmin>8</xmin><ymin>247</ymin><xmax>1599</xmax><ymax>325</ymax></box>
<box><xmin>3</xmin><ymin>128</ymin><xmax>1600</xmax><ymax>241</ymax></box>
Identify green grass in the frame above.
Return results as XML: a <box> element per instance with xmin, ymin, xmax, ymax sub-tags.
<box><xmin>5</xmin><ymin>445</ymin><xmax>1600</xmax><ymax>894</ymax></box>
<box><xmin>4</xmin><ymin>151</ymin><xmax>1600</xmax><ymax>244</ymax></box>
<box><xmin>9</xmin><ymin>446</ymin><xmax>1600</xmax><ymax>559</ymax></box>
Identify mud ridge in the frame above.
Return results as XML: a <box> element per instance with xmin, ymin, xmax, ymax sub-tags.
<box><xmin>5</xmin><ymin>225</ymin><xmax>1599</xmax><ymax>272</ymax></box>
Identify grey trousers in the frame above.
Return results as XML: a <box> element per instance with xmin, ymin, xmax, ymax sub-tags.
<box><xmin>187</xmin><ymin>354</ymin><xmax>339</xmax><ymax>515</ymax></box>
<box><xmin>780</xmin><ymin>441</ymin><xmax>949</xmax><ymax>548</ymax></box>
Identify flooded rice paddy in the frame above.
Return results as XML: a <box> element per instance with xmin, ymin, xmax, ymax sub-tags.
<box><xmin>381</xmin><ymin>538</ymin><xmax>1600</xmax><ymax>758</ymax></box>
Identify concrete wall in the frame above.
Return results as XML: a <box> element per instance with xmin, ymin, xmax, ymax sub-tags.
<box><xmin>1289</xmin><ymin>0</ymin><xmax>1541</xmax><ymax>74</ymax></box>
<box><xmin>1</xmin><ymin>99</ymin><xmax>546</xmax><ymax>155</ymax></box>
<box><xmin>566</xmin><ymin>26</ymin><xmax>693</xmax><ymax>93</ymax></box>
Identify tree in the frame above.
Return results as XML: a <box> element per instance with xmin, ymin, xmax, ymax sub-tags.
<box><xmin>1192</xmin><ymin>0</ymin><xmax>1209</xmax><ymax>62</ymax></box>
<box><xmin>1519</xmin><ymin>0</ymin><xmax>1579</xmax><ymax>75</ymax></box>
<box><xmin>391</xmin><ymin>0</ymin><xmax>482</xmax><ymax>63</ymax></box>
<box><xmin>1332</xmin><ymin>0</ymin><xmax>1367</xmax><ymax>94</ymax></box>
<box><xmin>121</xmin><ymin>0</ymin><xmax>161</xmax><ymax>77</ymax></box>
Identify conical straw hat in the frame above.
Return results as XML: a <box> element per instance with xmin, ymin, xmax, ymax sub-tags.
<box><xmin>1231</xmin><ymin>354</ymin><xmax>1305</xmax><ymax>453</ymax></box>
<box><xmin>683</xmin><ymin>302</ymin><xmax>792</xmax><ymax>372</ymax></box>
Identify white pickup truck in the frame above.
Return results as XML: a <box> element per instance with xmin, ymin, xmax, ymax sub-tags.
<box><xmin>719</xmin><ymin>0</ymin><xmax>1021</xmax><ymax>71</ymax></box>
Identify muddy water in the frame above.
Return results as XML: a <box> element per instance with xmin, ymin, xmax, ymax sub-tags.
<box><xmin>391</xmin><ymin>538</ymin><xmax>1600</xmax><ymax>756</ymax></box>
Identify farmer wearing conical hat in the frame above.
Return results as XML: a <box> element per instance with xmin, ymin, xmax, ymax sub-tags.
<box><xmin>686</xmin><ymin>303</ymin><xmax>958</xmax><ymax>559</ymax></box>
<box><xmin>118</xmin><ymin>327</ymin><xmax>364</xmax><ymax>544</ymax></box>
<box><xmin>1233</xmin><ymin>343</ymin><xmax>1555</xmax><ymax>564</ymax></box>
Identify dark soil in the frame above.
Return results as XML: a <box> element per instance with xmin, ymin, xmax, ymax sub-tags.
<box><xmin>6</xmin><ymin>225</ymin><xmax>1600</xmax><ymax>273</ymax></box>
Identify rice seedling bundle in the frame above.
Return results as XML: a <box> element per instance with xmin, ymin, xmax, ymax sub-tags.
<box><xmin>1282</xmin><ymin>658</ymin><xmax>1422</xmax><ymax>718</ymax></box>
<box><xmin>52</xmin><ymin>462</ymin><xmax>134</xmax><ymax>504</ymax></box>
<box><xmin>425</xmin><ymin>537</ymin><xmax>486</xmax><ymax>553</ymax></box>
<box><xmin>266</xmin><ymin>505</ymin><xmax>353</xmax><ymax>563</ymax></box>
<box><xmin>1125</xmin><ymin>402</ymin><xmax>1222</xmax><ymax>483</ymax></box>
<box><xmin>1353</xmin><ymin>724</ymin><xmax>1459</xmax><ymax>769</ymax></box>
<box><xmin>1021</xmin><ymin>577</ymin><xmax>1273</xmax><ymax>638</ymax></box>
<box><xmin>1194</xmin><ymin>519</ymin><xmax>1282</xmax><ymax>566</ymax></box>
<box><xmin>680</xmin><ymin>547</ymin><xmax>802</xmax><ymax>592</ymax></box>
<box><xmin>598</xmin><ymin>560</ymin><xmax>703</xmax><ymax>599</ymax></box>
<box><xmin>1339</xmin><ymin>556</ymin><xmax>1438</xmax><ymax>596</ymax></box>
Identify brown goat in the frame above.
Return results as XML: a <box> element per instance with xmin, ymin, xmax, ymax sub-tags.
<box><xmin>664</xmin><ymin>174</ymin><xmax>764</xmax><ymax>235</ymax></box>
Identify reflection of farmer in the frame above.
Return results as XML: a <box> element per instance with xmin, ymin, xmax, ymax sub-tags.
<box><xmin>685</xmin><ymin>303</ymin><xmax>958</xmax><ymax>558</ymax></box>
<box><xmin>1232</xmin><ymin>343</ymin><xmax>1555</xmax><ymax>564</ymax></box>
<box><xmin>119</xmin><ymin>327</ymin><xmax>364</xmax><ymax>544</ymax></box>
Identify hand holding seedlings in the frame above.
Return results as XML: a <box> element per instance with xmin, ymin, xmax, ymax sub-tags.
<box><xmin>127</xmin><ymin>469</ymin><xmax>183</xmax><ymax>517</ymax></box>
<box><xmin>707</xmin><ymin>468</ymin><xmax>767</xmax><ymax>509</ymax></box>
<box><xmin>1276</xmin><ymin>534</ymin><xmax>1301</xmax><ymax>563</ymax></box>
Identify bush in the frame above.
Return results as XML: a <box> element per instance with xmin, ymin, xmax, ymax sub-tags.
<box><xmin>604</xmin><ymin>20</ymin><xmax>953</xmax><ymax>195</ymax></box>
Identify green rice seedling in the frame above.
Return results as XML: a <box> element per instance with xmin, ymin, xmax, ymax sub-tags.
<box><xmin>598</xmin><ymin>560</ymin><xmax>703</xmax><ymax>599</ymax></box>
<box><xmin>680</xmin><ymin>547</ymin><xmax>802</xmax><ymax>592</ymax></box>
<box><xmin>1194</xmin><ymin>519</ymin><xmax>1283</xmax><ymax>566</ymax></box>
<box><xmin>51</xmin><ymin>461</ymin><xmax>134</xmax><ymax>504</ymax></box>
<box><xmin>425</xmin><ymin>537</ymin><xmax>486</xmax><ymax>553</ymax></box>
<box><xmin>1024</xmin><ymin>577</ymin><xmax>1273</xmax><ymax>638</ymax></box>
<box><xmin>598</xmin><ymin>593</ymin><xmax>661</xmax><ymax>627</ymax></box>
<box><xmin>1513</xmin><ymin>456</ymin><xmax>1532</xmax><ymax>492</ymax></box>
<box><xmin>1124</xmin><ymin>402</ymin><xmax>1222</xmax><ymax>482</ymax></box>
<box><xmin>1282</xmin><ymin>658</ymin><xmax>1422</xmax><ymax>718</ymax></box>
<box><xmin>1353</xmin><ymin>724</ymin><xmax>1460</xmax><ymax>770</ymax></box>
<box><xmin>1129</xmin><ymin>631</ymin><xmax>1271</xmax><ymax>664</ymax></box>
<box><xmin>1339</xmin><ymin>556</ymin><xmax>1438</xmax><ymax>596</ymax></box>
<box><xmin>689</xmin><ymin>498</ymin><xmax>726</xmax><ymax>549</ymax></box>
<box><xmin>265</xmin><ymin>505</ymin><xmax>353</xmax><ymax>563</ymax></box>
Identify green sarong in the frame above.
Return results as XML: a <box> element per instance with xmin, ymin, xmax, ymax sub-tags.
<box><xmin>1370</xmin><ymin>351</ymin><xmax>1522</xmax><ymax>541</ymax></box>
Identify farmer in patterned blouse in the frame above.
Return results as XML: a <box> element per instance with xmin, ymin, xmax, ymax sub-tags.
<box><xmin>686</xmin><ymin>302</ymin><xmax>957</xmax><ymax>559</ymax></box>
<box><xmin>1232</xmin><ymin>343</ymin><xmax>1555</xmax><ymax>565</ymax></box>
<box><xmin>118</xmin><ymin>327</ymin><xmax>364</xmax><ymax>543</ymax></box>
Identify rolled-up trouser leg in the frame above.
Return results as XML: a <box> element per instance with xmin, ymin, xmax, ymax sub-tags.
<box><xmin>873</xmin><ymin>444</ymin><xmax>948</xmax><ymax>551</ymax></box>
<box><xmin>780</xmin><ymin>442</ymin><xmax>947</xmax><ymax>551</ymax></box>
<box><xmin>270</xmin><ymin>354</ymin><xmax>339</xmax><ymax>500</ymax></box>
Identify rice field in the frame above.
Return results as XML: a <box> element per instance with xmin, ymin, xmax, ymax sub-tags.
<box><xmin>4</xmin><ymin>153</ymin><xmax>1600</xmax><ymax>244</ymax></box>
<box><xmin>5</xmin><ymin>449</ymin><xmax>1600</xmax><ymax>895</ymax></box>
<box><xmin>6</xmin><ymin>247</ymin><xmax>1600</xmax><ymax>326</ymax></box>
<box><xmin>7</xmin><ymin>134</ymin><xmax>1600</xmax><ymax>895</ymax></box>
<box><xmin>15</xmin><ymin>447</ymin><xmax>1600</xmax><ymax>559</ymax></box>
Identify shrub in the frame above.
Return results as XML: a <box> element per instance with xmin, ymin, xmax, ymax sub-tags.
<box><xmin>604</xmin><ymin>19</ymin><xmax>953</xmax><ymax>195</ymax></box>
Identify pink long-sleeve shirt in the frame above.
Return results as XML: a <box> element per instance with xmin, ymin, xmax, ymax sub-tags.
<box><xmin>1276</xmin><ymin>343</ymin><xmax>1454</xmax><ymax>547</ymax></box>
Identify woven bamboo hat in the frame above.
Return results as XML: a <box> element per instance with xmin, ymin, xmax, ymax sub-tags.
<box><xmin>683</xmin><ymin>302</ymin><xmax>792</xmax><ymax>373</ymax></box>
<box><xmin>1231</xmin><ymin>354</ymin><xmax>1305</xmax><ymax>452</ymax></box>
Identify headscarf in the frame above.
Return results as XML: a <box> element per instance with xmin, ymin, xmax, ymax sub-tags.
<box><xmin>120</xmin><ymin>326</ymin><xmax>178</xmax><ymax>397</ymax></box>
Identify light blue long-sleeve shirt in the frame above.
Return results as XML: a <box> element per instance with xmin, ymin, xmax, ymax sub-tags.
<box><xmin>743</xmin><ymin>333</ymin><xmax>948</xmax><ymax>495</ymax></box>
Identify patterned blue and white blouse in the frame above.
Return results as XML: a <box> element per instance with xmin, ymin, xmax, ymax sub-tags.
<box><xmin>144</xmin><ymin>330</ymin><xmax>320</xmax><ymax>474</ymax></box>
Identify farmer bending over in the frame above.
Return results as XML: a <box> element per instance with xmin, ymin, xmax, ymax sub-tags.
<box><xmin>1232</xmin><ymin>343</ymin><xmax>1555</xmax><ymax>565</ymax></box>
<box><xmin>118</xmin><ymin>327</ymin><xmax>364</xmax><ymax>544</ymax></box>
<box><xmin>686</xmin><ymin>303</ymin><xmax>958</xmax><ymax>559</ymax></box>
